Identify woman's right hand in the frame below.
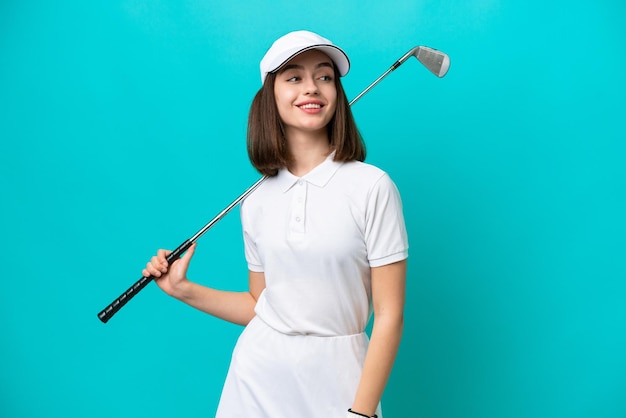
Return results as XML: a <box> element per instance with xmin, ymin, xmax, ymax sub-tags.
<box><xmin>142</xmin><ymin>243</ymin><xmax>197</xmax><ymax>297</ymax></box>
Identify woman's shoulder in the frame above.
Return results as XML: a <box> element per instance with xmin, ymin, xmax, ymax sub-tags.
<box><xmin>339</xmin><ymin>160</ymin><xmax>391</xmax><ymax>183</ymax></box>
<box><xmin>343</xmin><ymin>159</ymin><xmax>383</xmax><ymax>173</ymax></box>
<box><xmin>333</xmin><ymin>160</ymin><xmax>402</xmax><ymax>198</ymax></box>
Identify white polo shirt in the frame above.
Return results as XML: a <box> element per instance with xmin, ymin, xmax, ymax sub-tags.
<box><xmin>240</xmin><ymin>153</ymin><xmax>408</xmax><ymax>337</ymax></box>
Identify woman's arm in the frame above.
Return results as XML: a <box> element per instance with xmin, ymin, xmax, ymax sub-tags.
<box><xmin>173</xmin><ymin>270</ymin><xmax>265</xmax><ymax>325</ymax></box>
<box><xmin>144</xmin><ymin>243</ymin><xmax>266</xmax><ymax>326</ymax></box>
<box><xmin>350</xmin><ymin>259</ymin><xmax>407</xmax><ymax>416</ymax></box>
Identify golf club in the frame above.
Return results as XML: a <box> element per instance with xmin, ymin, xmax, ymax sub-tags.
<box><xmin>349</xmin><ymin>46</ymin><xmax>450</xmax><ymax>106</ymax></box>
<box><xmin>97</xmin><ymin>44</ymin><xmax>450</xmax><ymax>323</ymax></box>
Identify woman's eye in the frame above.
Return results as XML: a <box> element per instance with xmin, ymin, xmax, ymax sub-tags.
<box><xmin>287</xmin><ymin>76</ymin><xmax>300</xmax><ymax>82</ymax></box>
<box><xmin>319</xmin><ymin>75</ymin><xmax>333</xmax><ymax>81</ymax></box>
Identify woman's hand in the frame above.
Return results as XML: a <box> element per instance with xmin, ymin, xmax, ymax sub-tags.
<box><xmin>142</xmin><ymin>243</ymin><xmax>197</xmax><ymax>298</ymax></box>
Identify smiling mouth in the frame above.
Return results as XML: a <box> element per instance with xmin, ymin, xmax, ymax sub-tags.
<box><xmin>298</xmin><ymin>103</ymin><xmax>323</xmax><ymax>109</ymax></box>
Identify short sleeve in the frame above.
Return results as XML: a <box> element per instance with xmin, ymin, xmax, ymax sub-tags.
<box><xmin>365</xmin><ymin>173</ymin><xmax>409</xmax><ymax>267</ymax></box>
<box><xmin>240</xmin><ymin>200</ymin><xmax>264</xmax><ymax>272</ymax></box>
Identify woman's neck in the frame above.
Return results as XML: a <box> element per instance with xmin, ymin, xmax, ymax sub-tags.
<box><xmin>285</xmin><ymin>130</ymin><xmax>332</xmax><ymax>177</ymax></box>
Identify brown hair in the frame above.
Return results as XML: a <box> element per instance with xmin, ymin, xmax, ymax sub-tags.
<box><xmin>247</xmin><ymin>66</ymin><xmax>366</xmax><ymax>177</ymax></box>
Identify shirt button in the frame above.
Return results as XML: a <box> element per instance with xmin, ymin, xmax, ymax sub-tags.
<box><xmin>295</xmin><ymin>217</ymin><xmax>301</xmax><ymax>222</ymax></box>
<box><xmin>297</xmin><ymin>180</ymin><xmax>303</xmax><ymax>186</ymax></box>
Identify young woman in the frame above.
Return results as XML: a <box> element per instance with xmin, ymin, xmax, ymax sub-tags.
<box><xmin>143</xmin><ymin>30</ymin><xmax>408</xmax><ymax>418</ymax></box>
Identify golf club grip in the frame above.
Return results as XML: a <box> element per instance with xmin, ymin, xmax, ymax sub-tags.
<box><xmin>97</xmin><ymin>239</ymin><xmax>193</xmax><ymax>323</ymax></box>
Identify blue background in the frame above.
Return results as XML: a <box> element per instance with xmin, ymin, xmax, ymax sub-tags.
<box><xmin>1</xmin><ymin>1</ymin><xmax>625</xmax><ymax>417</ymax></box>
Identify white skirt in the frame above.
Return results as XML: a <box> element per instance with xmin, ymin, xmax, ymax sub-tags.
<box><xmin>215</xmin><ymin>316</ymin><xmax>383</xmax><ymax>418</ymax></box>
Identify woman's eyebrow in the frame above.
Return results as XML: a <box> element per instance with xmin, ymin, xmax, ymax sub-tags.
<box><xmin>316</xmin><ymin>62</ymin><xmax>334</xmax><ymax>70</ymax></box>
<box><xmin>279</xmin><ymin>61</ymin><xmax>334</xmax><ymax>73</ymax></box>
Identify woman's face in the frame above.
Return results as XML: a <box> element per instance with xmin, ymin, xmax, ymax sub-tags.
<box><xmin>273</xmin><ymin>49</ymin><xmax>337</xmax><ymax>139</ymax></box>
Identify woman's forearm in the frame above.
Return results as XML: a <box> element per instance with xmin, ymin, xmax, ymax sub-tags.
<box><xmin>351</xmin><ymin>313</ymin><xmax>404</xmax><ymax>415</ymax></box>
<box><xmin>351</xmin><ymin>260</ymin><xmax>407</xmax><ymax>416</ymax></box>
<box><xmin>173</xmin><ymin>281</ymin><xmax>258</xmax><ymax>326</ymax></box>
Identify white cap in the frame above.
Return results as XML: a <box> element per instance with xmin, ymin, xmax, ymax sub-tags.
<box><xmin>259</xmin><ymin>30</ymin><xmax>350</xmax><ymax>84</ymax></box>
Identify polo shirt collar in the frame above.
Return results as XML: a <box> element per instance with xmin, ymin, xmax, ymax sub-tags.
<box><xmin>276</xmin><ymin>151</ymin><xmax>343</xmax><ymax>192</ymax></box>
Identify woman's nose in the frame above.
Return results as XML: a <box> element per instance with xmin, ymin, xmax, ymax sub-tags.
<box><xmin>303</xmin><ymin>77</ymin><xmax>319</xmax><ymax>94</ymax></box>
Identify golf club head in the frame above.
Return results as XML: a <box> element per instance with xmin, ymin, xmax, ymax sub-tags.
<box><xmin>412</xmin><ymin>46</ymin><xmax>450</xmax><ymax>77</ymax></box>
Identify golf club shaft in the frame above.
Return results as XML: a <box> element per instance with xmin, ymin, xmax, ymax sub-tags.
<box><xmin>349</xmin><ymin>46</ymin><xmax>421</xmax><ymax>106</ymax></box>
<box><xmin>349</xmin><ymin>67</ymin><xmax>394</xmax><ymax>107</ymax></box>
<box><xmin>98</xmin><ymin>44</ymin><xmax>448</xmax><ymax>323</ymax></box>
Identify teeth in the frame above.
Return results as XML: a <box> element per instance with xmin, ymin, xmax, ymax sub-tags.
<box><xmin>299</xmin><ymin>103</ymin><xmax>321</xmax><ymax>109</ymax></box>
